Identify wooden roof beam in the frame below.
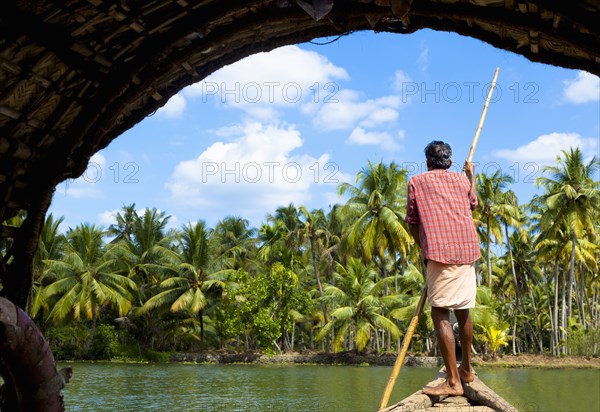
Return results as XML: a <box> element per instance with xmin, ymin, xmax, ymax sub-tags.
<box><xmin>1</xmin><ymin>3</ymin><xmax>111</xmax><ymax>82</ymax></box>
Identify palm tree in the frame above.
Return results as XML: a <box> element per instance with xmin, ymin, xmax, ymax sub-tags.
<box><xmin>475</xmin><ymin>170</ymin><xmax>516</xmax><ymax>286</ymax></box>
<box><xmin>505</xmin><ymin>229</ymin><xmax>544</xmax><ymax>353</ymax></box>
<box><xmin>479</xmin><ymin>323</ymin><xmax>510</xmax><ymax>358</ymax></box>
<box><xmin>108</xmin><ymin>203</ymin><xmax>137</xmax><ymax>242</ymax></box>
<box><xmin>260</xmin><ymin>203</ymin><xmax>303</xmax><ymax>268</ymax></box>
<box><xmin>257</xmin><ymin>219</ymin><xmax>289</xmax><ymax>265</ymax></box>
<box><xmin>337</xmin><ymin>161</ymin><xmax>411</xmax><ymax>352</ymax></box>
<box><xmin>30</xmin><ymin>214</ymin><xmax>66</xmax><ymax>316</ymax></box>
<box><xmin>535</xmin><ymin>148</ymin><xmax>599</xmax><ymax>350</ymax></box>
<box><xmin>211</xmin><ymin>216</ymin><xmax>257</xmax><ymax>272</ymax></box>
<box><xmin>318</xmin><ymin>257</ymin><xmax>401</xmax><ymax>352</ymax></box>
<box><xmin>141</xmin><ymin>221</ymin><xmax>221</xmax><ymax>349</ymax></box>
<box><xmin>298</xmin><ymin>206</ymin><xmax>329</xmax><ymax>323</ymax></box>
<box><xmin>126</xmin><ymin>208</ymin><xmax>178</xmax><ymax>299</ymax></box>
<box><xmin>41</xmin><ymin>224</ymin><xmax>136</xmax><ymax>355</ymax></box>
<box><xmin>498</xmin><ymin>192</ymin><xmax>523</xmax><ymax>301</ymax></box>
<box><xmin>270</xmin><ymin>203</ymin><xmax>301</xmax><ymax>247</ymax></box>
<box><xmin>338</xmin><ymin>161</ymin><xmax>412</xmax><ymax>280</ymax></box>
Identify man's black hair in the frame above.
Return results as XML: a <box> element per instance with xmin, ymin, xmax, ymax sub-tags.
<box><xmin>425</xmin><ymin>141</ymin><xmax>452</xmax><ymax>169</ymax></box>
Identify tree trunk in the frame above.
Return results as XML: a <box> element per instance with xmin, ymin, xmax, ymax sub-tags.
<box><xmin>505</xmin><ymin>224</ymin><xmax>521</xmax><ymax>355</ymax></box>
<box><xmin>310</xmin><ymin>235</ymin><xmax>328</xmax><ymax>324</ymax></box>
<box><xmin>374</xmin><ymin>324</ymin><xmax>380</xmax><ymax>353</ymax></box>
<box><xmin>199</xmin><ymin>309</ymin><xmax>205</xmax><ymax>351</ymax></box>
<box><xmin>561</xmin><ymin>265</ymin><xmax>567</xmax><ymax>354</ymax></box>
<box><xmin>578</xmin><ymin>262</ymin><xmax>587</xmax><ymax>329</ymax></box>
<box><xmin>1</xmin><ymin>186</ymin><xmax>54</xmax><ymax>309</ymax></box>
<box><xmin>591</xmin><ymin>288</ymin><xmax>597</xmax><ymax>328</ymax></box>
<box><xmin>378</xmin><ymin>256</ymin><xmax>391</xmax><ymax>352</ymax></box>
<box><xmin>486</xmin><ymin>216</ymin><xmax>492</xmax><ymax>287</ymax></box>
<box><xmin>83</xmin><ymin>310</ymin><xmax>98</xmax><ymax>356</ymax></box>
<box><xmin>553</xmin><ymin>259</ymin><xmax>560</xmax><ymax>356</ymax></box>
<box><xmin>567</xmin><ymin>231</ymin><xmax>576</xmax><ymax>328</ymax></box>
<box><xmin>526</xmin><ymin>279</ymin><xmax>543</xmax><ymax>353</ymax></box>
<box><xmin>290</xmin><ymin>322</ymin><xmax>295</xmax><ymax>351</ymax></box>
<box><xmin>511</xmin><ymin>315</ymin><xmax>517</xmax><ymax>355</ymax></box>
<box><xmin>505</xmin><ymin>225</ymin><xmax>521</xmax><ymax>305</ymax></box>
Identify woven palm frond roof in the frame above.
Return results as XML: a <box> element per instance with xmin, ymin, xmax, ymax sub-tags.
<box><xmin>0</xmin><ymin>0</ymin><xmax>599</xmax><ymax>228</ymax></box>
<box><xmin>1</xmin><ymin>0</ymin><xmax>599</xmax><ymax>307</ymax></box>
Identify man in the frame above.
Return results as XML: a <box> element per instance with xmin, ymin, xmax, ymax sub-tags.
<box><xmin>406</xmin><ymin>140</ymin><xmax>480</xmax><ymax>396</ymax></box>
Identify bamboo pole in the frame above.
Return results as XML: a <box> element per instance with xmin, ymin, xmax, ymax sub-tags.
<box><xmin>378</xmin><ymin>287</ymin><xmax>428</xmax><ymax>410</ymax></box>
<box><xmin>467</xmin><ymin>67</ymin><xmax>500</xmax><ymax>163</ymax></box>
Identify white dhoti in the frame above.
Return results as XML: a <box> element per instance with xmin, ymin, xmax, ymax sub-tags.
<box><xmin>426</xmin><ymin>260</ymin><xmax>476</xmax><ymax>309</ymax></box>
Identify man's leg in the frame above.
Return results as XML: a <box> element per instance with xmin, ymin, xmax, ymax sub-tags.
<box><xmin>455</xmin><ymin>308</ymin><xmax>475</xmax><ymax>382</ymax></box>
<box><xmin>422</xmin><ymin>306</ymin><xmax>463</xmax><ymax>396</ymax></box>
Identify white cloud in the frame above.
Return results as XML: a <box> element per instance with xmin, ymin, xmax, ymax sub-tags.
<box><xmin>494</xmin><ymin>132</ymin><xmax>599</xmax><ymax>163</ymax></box>
<box><xmin>563</xmin><ymin>71</ymin><xmax>600</xmax><ymax>104</ymax></box>
<box><xmin>98</xmin><ymin>209</ymin><xmax>118</xmax><ymax>226</ymax></box>
<box><xmin>417</xmin><ymin>43</ymin><xmax>429</xmax><ymax>72</ymax></box>
<box><xmin>90</xmin><ymin>153</ymin><xmax>107</xmax><ymax>169</ymax></box>
<box><xmin>58</xmin><ymin>153</ymin><xmax>107</xmax><ymax>198</ymax></box>
<box><xmin>392</xmin><ymin>70</ymin><xmax>412</xmax><ymax>92</ymax></box>
<box><xmin>323</xmin><ymin>190</ymin><xmax>344</xmax><ymax>208</ymax></box>
<box><xmin>166</xmin><ymin>122</ymin><xmax>335</xmax><ymax>221</ymax></box>
<box><xmin>157</xmin><ymin>94</ymin><xmax>186</xmax><ymax>118</ymax></box>
<box><xmin>307</xmin><ymin>89</ymin><xmax>402</xmax><ymax>131</ymax></box>
<box><xmin>184</xmin><ymin>45</ymin><xmax>349</xmax><ymax>119</ymax></box>
<box><xmin>360</xmin><ymin>107</ymin><xmax>399</xmax><ymax>127</ymax></box>
<box><xmin>346</xmin><ymin>127</ymin><xmax>403</xmax><ymax>151</ymax></box>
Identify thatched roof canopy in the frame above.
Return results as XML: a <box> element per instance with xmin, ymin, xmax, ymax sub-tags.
<box><xmin>0</xmin><ymin>0</ymin><xmax>599</xmax><ymax>305</ymax></box>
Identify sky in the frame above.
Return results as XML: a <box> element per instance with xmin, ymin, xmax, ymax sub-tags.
<box><xmin>49</xmin><ymin>29</ymin><xmax>600</xmax><ymax>232</ymax></box>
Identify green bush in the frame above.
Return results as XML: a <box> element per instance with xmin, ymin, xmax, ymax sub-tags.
<box><xmin>90</xmin><ymin>324</ymin><xmax>119</xmax><ymax>360</ymax></box>
<box><xmin>143</xmin><ymin>349</ymin><xmax>171</xmax><ymax>362</ymax></box>
<box><xmin>46</xmin><ymin>324</ymin><xmax>88</xmax><ymax>360</ymax></box>
<box><xmin>568</xmin><ymin>326</ymin><xmax>600</xmax><ymax>356</ymax></box>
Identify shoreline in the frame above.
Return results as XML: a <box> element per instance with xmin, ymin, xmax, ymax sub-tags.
<box><xmin>170</xmin><ymin>352</ymin><xmax>600</xmax><ymax>369</ymax></box>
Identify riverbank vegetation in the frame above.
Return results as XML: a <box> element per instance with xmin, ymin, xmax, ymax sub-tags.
<box><xmin>2</xmin><ymin>148</ymin><xmax>598</xmax><ymax>362</ymax></box>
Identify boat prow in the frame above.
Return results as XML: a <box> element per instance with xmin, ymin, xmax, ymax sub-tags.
<box><xmin>380</xmin><ymin>369</ymin><xmax>518</xmax><ymax>412</ymax></box>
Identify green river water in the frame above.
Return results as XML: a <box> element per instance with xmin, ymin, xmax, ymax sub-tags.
<box><xmin>59</xmin><ymin>363</ymin><xmax>599</xmax><ymax>412</ymax></box>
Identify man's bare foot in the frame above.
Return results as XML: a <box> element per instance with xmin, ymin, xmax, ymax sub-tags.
<box><xmin>458</xmin><ymin>366</ymin><xmax>475</xmax><ymax>383</ymax></box>
<box><xmin>422</xmin><ymin>380</ymin><xmax>463</xmax><ymax>396</ymax></box>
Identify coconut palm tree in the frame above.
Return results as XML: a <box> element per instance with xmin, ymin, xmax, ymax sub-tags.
<box><xmin>318</xmin><ymin>257</ymin><xmax>401</xmax><ymax>352</ymax></box>
<box><xmin>211</xmin><ymin>216</ymin><xmax>257</xmax><ymax>272</ymax></box>
<box><xmin>30</xmin><ymin>214</ymin><xmax>66</xmax><ymax>317</ymax></box>
<box><xmin>475</xmin><ymin>170</ymin><xmax>515</xmax><ymax>286</ymax></box>
<box><xmin>504</xmin><ymin>229</ymin><xmax>544</xmax><ymax>353</ymax></box>
<box><xmin>479</xmin><ymin>322</ymin><xmax>510</xmax><ymax>358</ymax></box>
<box><xmin>260</xmin><ymin>203</ymin><xmax>306</xmax><ymax>269</ymax></box>
<box><xmin>337</xmin><ymin>161</ymin><xmax>412</xmax><ymax>280</ymax></box>
<box><xmin>337</xmin><ymin>161</ymin><xmax>411</xmax><ymax>352</ymax></box>
<box><xmin>141</xmin><ymin>221</ymin><xmax>221</xmax><ymax>349</ymax></box>
<box><xmin>257</xmin><ymin>215</ymin><xmax>297</xmax><ymax>268</ymax></box>
<box><xmin>108</xmin><ymin>203</ymin><xmax>137</xmax><ymax>242</ymax></box>
<box><xmin>125</xmin><ymin>208</ymin><xmax>178</xmax><ymax>300</ymax></box>
<box><xmin>41</xmin><ymin>223</ymin><xmax>136</xmax><ymax>355</ymax></box>
<box><xmin>298</xmin><ymin>206</ymin><xmax>329</xmax><ymax>323</ymax></box>
<box><xmin>535</xmin><ymin>148</ymin><xmax>599</xmax><ymax>351</ymax></box>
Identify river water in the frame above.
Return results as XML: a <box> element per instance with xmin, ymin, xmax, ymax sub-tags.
<box><xmin>60</xmin><ymin>362</ymin><xmax>599</xmax><ymax>411</ymax></box>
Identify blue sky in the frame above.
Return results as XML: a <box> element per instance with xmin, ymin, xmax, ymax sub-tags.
<box><xmin>49</xmin><ymin>30</ymin><xmax>600</xmax><ymax>232</ymax></box>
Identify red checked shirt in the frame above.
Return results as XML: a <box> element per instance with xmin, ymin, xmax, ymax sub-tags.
<box><xmin>406</xmin><ymin>169</ymin><xmax>480</xmax><ymax>264</ymax></box>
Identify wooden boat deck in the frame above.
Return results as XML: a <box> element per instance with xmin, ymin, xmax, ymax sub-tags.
<box><xmin>381</xmin><ymin>369</ymin><xmax>518</xmax><ymax>412</ymax></box>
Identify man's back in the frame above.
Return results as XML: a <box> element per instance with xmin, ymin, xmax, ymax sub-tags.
<box><xmin>406</xmin><ymin>168</ymin><xmax>480</xmax><ymax>264</ymax></box>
